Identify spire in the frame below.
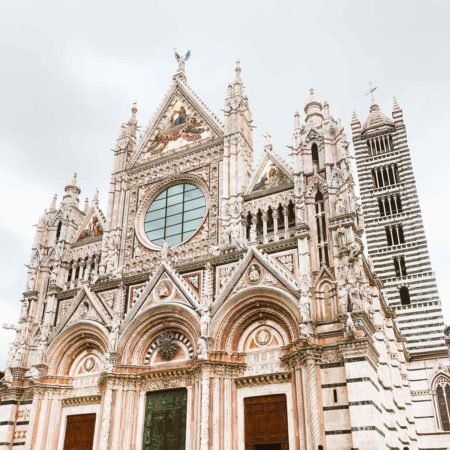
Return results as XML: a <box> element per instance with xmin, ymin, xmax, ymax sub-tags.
<box><xmin>392</xmin><ymin>96</ymin><xmax>403</xmax><ymax>122</ymax></box>
<box><xmin>293</xmin><ymin>110</ymin><xmax>300</xmax><ymax>130</ymax></box>
<box><xmin>234</xmin><ymin>60</ymin><xmax>241</xmax><ymax>82</ymax></box>
<box><xmin>93</xmin><ymin>188</ymin><xmax>99</xmax><ymax>205</ymax></box>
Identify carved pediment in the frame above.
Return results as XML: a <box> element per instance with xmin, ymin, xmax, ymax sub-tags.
<box><xmin>129</xmin><ymin>79</ymin><xmax>223</xmax><ymax>168</ymax></box>
<box><xmin>247</xmin><ymin>151</ymin><xmax>293</xmax><ymax>195</ymax></box>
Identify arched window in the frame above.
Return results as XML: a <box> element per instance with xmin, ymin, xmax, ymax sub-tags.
<box><xmin>311</xmin><ymin>143</ymin><xmax>319</xmax><ymax>169</ymax></box>
<box><xmin>315</xmin><ymin>192</ymin><xmax>329</xmax><ymax>267</ymax></box>
<box><xmin>55</xmin><ymin>221</ymin><xmax>62</xmax><ymax>241</ymax></box>
<box><xmin>400</xmin><ymin>286</ymin><xmax>410</xmax><ymax>305</ymax></box>
<box><xmin>434</xmin><ymin>377</ymin><xmax>450</xmax><ymax>431</ymax></box>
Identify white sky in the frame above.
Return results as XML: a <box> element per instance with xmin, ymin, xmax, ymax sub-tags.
<box><xmin>0</xmin><ymin>0</ymin><xmax>449</xmax><ymax>368</ymax></box>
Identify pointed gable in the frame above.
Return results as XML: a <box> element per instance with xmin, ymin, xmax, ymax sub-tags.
<box><xmin>129</xmin><ymin>78</ymin><xmax>223</xmax><ymax>168</ymax></box>
<box><xmin>72</xmin><ymin>205</ymin><xmax>105</xmax><ymax>244</ymax></box>
<box><xmin>246</xmin><ymin>151</ymin><xmax>293</xmax><ymax>195</ymax></box>
<box><xmin>120</xmin><ymin>262</ymin><xmax>201</xmax><ymax>332</ymax></box>
<box><xmin>50</xmin><ymin>285</ymin><xmax>112</xmax><ymax>341</ymax></box>
<box><xmin>213</xmin><ymin>247</ymin><xmax>299</xmax><ymax>312</ymax></box>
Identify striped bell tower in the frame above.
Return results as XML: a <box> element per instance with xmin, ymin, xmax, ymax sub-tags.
<box><xmin>351</xmin><ymin>97</ymin><xmax>447</xmax><ymax>356</ymax></box>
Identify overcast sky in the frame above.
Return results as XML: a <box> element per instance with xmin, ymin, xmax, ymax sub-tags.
<box><xmin>1</xmin><ymin>0</ymin><xmax>449</xmax><ymax>368</ymax></box>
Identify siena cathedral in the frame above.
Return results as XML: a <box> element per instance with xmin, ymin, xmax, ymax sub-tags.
<box><xmin>1</xmin><ymin>54</ymin><xmax>450</xmax><ymax>450</ymax></box>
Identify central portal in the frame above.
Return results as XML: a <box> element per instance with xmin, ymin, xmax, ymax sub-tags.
<box><xmin>142</xmin><ymin>388</ymin><xmax>187</xmax><ymax>450</ymax></box>
<box><xmin>244</xmin><ymin>394</ymin><xmax>289</xmax><ymax>450</ymax></box>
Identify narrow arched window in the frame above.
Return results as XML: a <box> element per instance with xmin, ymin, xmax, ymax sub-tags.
<box><xmin>315</xmin><ymin>192</ymin><xmax>329</xmax><ymax>267</ymax></box>
<box><xmin>400</xmin><ymin>286</ymin><xmax>410</xmax><ymax>305</ymax></box>
<box><xmin>435</xmin><ymin>380</ymin><xmax>450</xmax><ymax>430</ymax></box>
<box><xmin>311</xmin><ymin>143</ymin><xmax>319</xmax><ymax>169</ymax></box>
<box><xmin>55</xmin><ymin>221</ymin><xmax>62</xmax><ymax>241</ymax></box>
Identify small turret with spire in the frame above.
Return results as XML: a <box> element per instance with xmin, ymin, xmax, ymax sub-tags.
<box><xmin>62</xmin><ymin>173</ymin><xmax>80</xmax><ymax>205</ymax></box>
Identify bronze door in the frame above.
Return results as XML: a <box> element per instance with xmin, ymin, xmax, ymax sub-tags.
<box><xmin>245</xmin><ymin>394</ymin><xmax>289</xmax><ymax>450</ymax></box>
<box><xmin>63</xmin><ymin>413</ymin><xmax>96</xmax><ymax>450</ymax></box>
<box><xmin>142</xmin><ymin>388</ymin><xmax>187</xmax><ymax>450</ymax></box>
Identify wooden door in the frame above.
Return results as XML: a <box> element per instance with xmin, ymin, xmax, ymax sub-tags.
<box><xmin>142</xmin><ymin>388</ymin><xmax>187</xmax><ymax>450</ymax></box>
<box><xmin>245</xmin><ymin>394</ymin><xmax>289</xmax><ymax>450</ymax></box>
<box><xmin>63</xmin><ymin>413</ymin><xmax>96</xmax><ymax>450</ymax></box>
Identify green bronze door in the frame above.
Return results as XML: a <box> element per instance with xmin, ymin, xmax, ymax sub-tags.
<box><xmin>142</xmin><ymin>388</ymin><xmax>187</xmax><ymax>450</ymax></box>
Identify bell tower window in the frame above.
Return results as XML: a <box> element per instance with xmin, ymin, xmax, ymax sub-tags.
<box><xmin>400</xmin><ymin>286</ymin><xmax>410</xmax><ymax>305</ymax></box>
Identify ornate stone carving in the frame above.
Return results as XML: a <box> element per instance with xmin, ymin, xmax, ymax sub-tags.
<box><xmin>155</xmin><ymin>332</ymin><xmax>178</xmax><ymax>361</ymax></box>
<box><xmin>247</xmin><ymin>264</ymin><xmax>261</xmax><ymax>283</ymax></box>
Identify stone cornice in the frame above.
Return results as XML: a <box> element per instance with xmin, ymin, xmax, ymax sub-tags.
<box><xmin>235</xmin><ymin>372</ymin><xmax>291</xmax><ymax>387</ymax></box>
<box><xmin>62</xmin><ymin>395</ymin><xmax>101</xmax><ymax>407</ymax></box>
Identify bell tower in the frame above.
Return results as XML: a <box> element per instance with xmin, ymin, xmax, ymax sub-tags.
<box><xmin>352</xmin><ymin>97</ymin><xmax>447</xmax><ymax>356</ymax></box>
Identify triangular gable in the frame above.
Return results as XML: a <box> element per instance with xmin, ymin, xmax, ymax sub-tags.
<box><xmin>72</xmin><ymin>206</ymin><xmax>105</xmax><ymax>244</ymax></box>
<box><xmin>49</xmin><ymin>285</ymin><xmax>113</xmax><ymax>341</ymax></box>
<box><xmin>246</xmin><ymin>151</ymin><xmax>294</xmax><ymax>194</ymax></box>
<box><xmin>315</xmin><ymin>266</ymin><xmax>335</xmax><ymax>286</ymax></box>
<box><xmin>304</xmin><ymin>127</ymin><xmax>322</xmax><ymax>144</ymax></box>
<box><xmin>128</xmin><ymin>78</ymin><xmax>224</xmax><ymax>168</ymax></box>
<box><xmin>120</xmin><ymin>262</ymin><xmax>200</xmax><ymax>332</ymax></box>
<box><xmin>213</xmin><ymin>247</ymin><xmax>299</xmax><ymax>312</ymax></box>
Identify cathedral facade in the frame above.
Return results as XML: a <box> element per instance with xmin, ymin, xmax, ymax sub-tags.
<box><xmin>0</xmin><ymin>58</ymin><xmax>449</xmax><ymax>450</ymax></box>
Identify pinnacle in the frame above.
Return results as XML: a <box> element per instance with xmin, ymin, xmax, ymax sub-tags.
<box><xmin>393</xmin><ymin>96</ymin><xmax>401</xmax><ymax>111</ymax></box>
<box><xmin>49</xmin><ymin>194</ymin><xmax>57</xmax><ymax>211</ymax></box>
<box><xmin>351</xmin><ymin>109</ymin><xmax>359</xmax><ymax>123</ymax></box>
<box><xmin>235</xmin><ymin>60</ymin><xmax>241</xmax><ymax>81</ymax></box>
<box><xmin>293</xmin><ymin>111</ymin><xmax>300</xmax><ymax>129</ymax></box>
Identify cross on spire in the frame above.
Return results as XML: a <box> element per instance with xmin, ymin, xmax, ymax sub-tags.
<box><xmin>365</xmin><ymin>81</ymin><xmax>377</xmax><ymax>104</ymax></box>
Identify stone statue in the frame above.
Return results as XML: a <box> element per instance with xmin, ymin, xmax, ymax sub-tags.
<box><xmin>109</xmin><ymin>313</ymin><xmax>121</xmax><ymax>352</ymax></box>
<box><xmin>199</xmin><ymin>304</ymin><xmax>211</xmax><ymax>337</ymax></box>
<box><xmin>13</xmin><ymin>345</ymin><xmax>25</xmax><ymax>367</ymax></box>
<box><xmin>345</xmin><ymin>312</ymin><xmax>356</xmax><ymax>334</ymax></box>
<box><xmin>300</xmin><ymin>322</ymin><xmax>311</xmax><ymax>340</ymax></box>
<box><xmin>174</xmin><ymin>49</ymin><xmax>191</xmax><ymax>74</ymax></box>
<box><xmin>299</xmin><ymin>294</ymin><xmax>311</xmax><ymax>322</ymax></box>
<box><xmin>79</xmin><ymin>301</ymin><xmax>89</xmax><ymax>318</ymax></box>
<box><xmin>161</xmin><ymin>241</ymin><xmax>169</xmax><ymax>261</ymax></box>
<box><xmin>249</xmin><ymin>222</ymin><xmax>257</xmax><ymax>242</ymax></box>
<box><xmin>248</xmin><ymin>264</ymin><xmax>261</xmax><ymax>283</ymax></box>
<box><xmin>197</xmin><ymin>337</ymin><xmax>207</xmax><ymax>359</ymax></box>
<box><xmin>334</xmin><ymin>193</ymin><xmax>347</xmax><ymax>216</ymax></box>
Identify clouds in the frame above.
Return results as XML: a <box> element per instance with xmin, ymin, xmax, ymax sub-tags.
<box><xmin>0</xmin><ymin>0</ymin><xmax>449</xmax><ymax>367</ymax></box>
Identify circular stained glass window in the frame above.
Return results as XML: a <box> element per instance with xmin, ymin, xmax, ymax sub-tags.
<box><xmin>144</xmin><ymin>183</ymin><xmax>206</xmax><ymax>247</ymax></box>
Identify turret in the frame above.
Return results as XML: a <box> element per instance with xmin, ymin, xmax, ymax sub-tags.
<box><xmin>62</xmin><ymin>173</ymin><xmax>80</xmax><ymax>206</ymax></box>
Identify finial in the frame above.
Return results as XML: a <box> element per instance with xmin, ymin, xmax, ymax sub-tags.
<box><xmin>294</xmin><ymin>111</ymin><xmax>300</xmax><ymax>129</ymax></box>
<box><xmin>174</xmin><ymin>49</ymin><xmax>191</xmax><ymax>77</ymax></box>
<box><xmin>131</xmin><ymin>100</ymin><xmax>137</xmax><ymax>113</ymax></box>
<box><xmin>365</xmin><ymin>81</ymin><xmax>377</xmax><ymax>105</ymax></box>
<box><xmin>69</xmin><ymin>173</ymin><xmax>78</xmax><ymax>186</ymax></box>
<box><xmin>262</xmin><ymin>133</ymin><xmax>272</xmax><ymax>152</ymax></box>
<box><xmin>93</xmin><ymin>188</ymin><xmax>99</xmax><ymax>205</ymax></box>
<box><xmin>49</xmin><ymin>194</ymin><xmax>57</xmax><ymax>211</ymax></box>
<box><xmin>351</xmin><ymin>109</ymin><xmax>359</xmax><ymax>124</ymax></box>
<box><xmin>235</xmin><ymin>60</ymin><xmax>241</xmax><ymax>81</ymax></box>
<box><xmin>84</xmin><ymin>197</ymin><xmax>89</xmax><ymax>213</ymax></box>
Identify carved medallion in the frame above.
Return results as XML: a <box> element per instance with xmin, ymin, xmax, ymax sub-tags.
<box><xmin>256</xmin><ymin>328</ymin><xmax>271</xmax><ymax>346</ymax></box>
<box><xmin>156</xmin><ymin>281</ymin><xmax>172</xmax><ymax>300</ymax></box>
<box><xmin>155</xmin><ymin>332</ymin><xmax>178</xmax><ymax>360</ymax></box>
<box><xmin>83</xmin><ymin>356</ymin><xmax>95</xmax><ymax>372</ymax></box>
<box><xmin>247</xmin><ymin>264</ymin><xmax>261</xmax><ymax>284</ymax></box>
